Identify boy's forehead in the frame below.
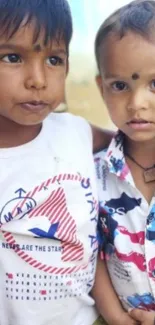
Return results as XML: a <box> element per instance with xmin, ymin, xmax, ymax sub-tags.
<box><xmin>33</xmin><ymin>44</ymin><xmax>42</xmax><ymax>52</ymax></box>
<box><xmin>0</xmin><ymin>22</ymin><xmax>67</xmax><ymax>52</ymax></box>
<box><xmin>99</xmin><ymin>32</ymin><xmax>155</xmax><ymax>77</ymax></box>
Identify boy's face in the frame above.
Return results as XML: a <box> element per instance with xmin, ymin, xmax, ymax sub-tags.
<box><xmin>96</xmin><ymin>32</ymin><xmax>155</xmax><ymax>143</ymax></box>
<box><xmin>0</xmin><ymin>21</ymin><xmax>68</xmax><ymax>127</ymax></box>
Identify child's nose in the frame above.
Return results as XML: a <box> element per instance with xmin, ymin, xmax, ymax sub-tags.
<box><xmin>127</xmin><ymin>89</ymin><xmax>150</xmax><ymax>112</ymax></box>
<box><xmin>24</xmin><ymin>64</ymin><xmax>47</xmax><ymax>90</ymax></box>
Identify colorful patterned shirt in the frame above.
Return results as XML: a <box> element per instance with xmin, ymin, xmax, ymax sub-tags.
<box><xmin>95</xmin><ymin>132</ymin><xmax>155</xmax><ymax>311</ymax></box>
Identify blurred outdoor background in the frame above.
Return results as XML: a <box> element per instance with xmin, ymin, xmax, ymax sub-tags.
<box><xmin>60</xmin><ymin>0</ymin><xmax>131</xmax><ymax>129</ymax></box>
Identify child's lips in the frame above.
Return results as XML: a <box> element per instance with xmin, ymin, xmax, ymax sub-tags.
<box><xmin>20</xmin><ymin>101</ymin><xmax>49</xmax><ymax>112</ymax></box>
<box><xmin>127</xmin><ymin>119</ymin><xmax>154</xmax><ymax>130</ymax></box>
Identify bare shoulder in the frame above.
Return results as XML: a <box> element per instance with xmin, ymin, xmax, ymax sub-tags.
<box><xmin>91</xmin><ymin>124</ymin><xmax>115</xmax><ymax>153</ymax></box>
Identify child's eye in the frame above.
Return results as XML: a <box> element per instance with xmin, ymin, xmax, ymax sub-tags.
<box><xmin>46</xmin><ymin>56</ymin><xmax>64</xmax><ymax>66</ymax></box>
<box><xmin>1</xmin><ymin>54</ymin><xmax>21</xmax><ymax>63</ymax></box>
<box><xmin>110</xmin><ymin>81</ymin><xmax>128</xmax><ymax>92</ymax></box>
<box><xmin>150</xmin><ymin>80</ymin><xmax>155</xmax><ymax>90</ymax></box>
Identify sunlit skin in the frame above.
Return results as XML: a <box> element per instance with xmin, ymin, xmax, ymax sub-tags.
<box><xmin>0</xmin><ymin>21</ymin><xmax>68</xmax><ymax>147</ymax></box>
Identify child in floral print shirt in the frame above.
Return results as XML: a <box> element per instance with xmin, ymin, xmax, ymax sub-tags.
<box><xmin>92</xmin><ymin>1</ymin><xmax>155</xmax><ymax>325</ymax></box>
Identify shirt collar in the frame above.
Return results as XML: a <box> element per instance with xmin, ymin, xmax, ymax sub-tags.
<box><xmin>104</xmin><ymin>131</ymin><xmax>131</xmax><ymax>182</ymax></box>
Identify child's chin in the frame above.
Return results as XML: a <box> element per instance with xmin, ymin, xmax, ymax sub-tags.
<box><xmin>125</xmin><ymin>131</ymin><xmax>155</xmax><ymax>143</ymax></box>
<box><xmin>13</xmin><ymin>114</ymin><xmax>48</xmax><ymax>126</ymax></box>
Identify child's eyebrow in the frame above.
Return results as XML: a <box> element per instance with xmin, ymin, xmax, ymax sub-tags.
<box><xmin>104</xmin><ymin>73</ymin><xmax>122</xmax><ymax>79</ymax></box>
<box><xmin>0</xmin><ymin>43</ymin><xmax>67</xmax><ymax>56</ymax></box>
<box><xmin>48</xmin><ymin>49</ymin><xmax>67</xmax><ymax>56</ymax></box>
<box><xmin>0</xmin><ymin>44</ymin><xmax>25</xmax><ymax>51</ymax></box>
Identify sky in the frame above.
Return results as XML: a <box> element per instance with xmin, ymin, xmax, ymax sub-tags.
<box><xmin>68</xmin><ymin>0</ymin><xmax>131</xmax><ymax>54</ymax></box>
<box><xmin>67</xmin><ymin>0</ymin><xmax>132</xmax><ymax>80</ymax></box>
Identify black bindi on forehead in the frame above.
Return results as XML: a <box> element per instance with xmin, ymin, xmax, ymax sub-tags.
<box><xmin>33</xmin><ymin>44</ymin><xmax>42</xmax><ymax>52</ymax></box>
<box><xmin>131</xmin><ymin>73</ymin><xmax>140</xmax><ymax>80</ymax></box>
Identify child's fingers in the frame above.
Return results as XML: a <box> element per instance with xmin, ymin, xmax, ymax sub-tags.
<box><xmin>129</xmin><ymin>308</ymin><xmax>155</xmax><ymax>324</ymax></box>
<box><xmin>129</xmin><ymin>308</ymin><xmax>143</xmax><ymax>321</ymax></box>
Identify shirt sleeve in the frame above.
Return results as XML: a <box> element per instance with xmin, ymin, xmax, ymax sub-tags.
<box><xmin>70</xmin><ymin>114</ymin><xmax>93</xmax><ymax>151</ymax></box>
<box><xmin>48</xmin><ymin>112</ymin><xmax>93</xmax><ymax>162</ymax></box>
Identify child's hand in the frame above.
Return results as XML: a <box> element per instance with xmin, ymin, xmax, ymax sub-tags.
<box><xmin>111</xmin><ymin>311</ymin><xmax>139</xmax><ymax>325</ymax></box>
<box><xmin>129</xmin><ymin>308</ymin><xmax>155</xmax><ymax>325</ymax></box>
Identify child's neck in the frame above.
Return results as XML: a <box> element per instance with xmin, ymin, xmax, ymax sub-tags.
<box><xmin>125</xmin><ymin>137</ymin><xmax>155</xmax><ymax>167</ymax></box>
<box><xmin>0</xmin><ymin>117</ymin><xmax>41</xmax><ymax>148</ymax></box>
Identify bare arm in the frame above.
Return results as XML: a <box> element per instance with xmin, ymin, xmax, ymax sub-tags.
<box><xmin>91</xmin><ymin>125</ymin><xmax>115</xmax><ymax>153</ymax></box>
<box><xmin>91</xmin><ymin>258</ymin><xmax>137</xmax><ymax>325</ymax></box>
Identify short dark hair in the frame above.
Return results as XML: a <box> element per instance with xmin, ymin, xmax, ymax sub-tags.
<box><xmin>0</xmin><ymin>0</ymin><xmax>72</xmax><ymax>51</ymax></box>
<box><xmin>95</xmin><ymin>0</ymin><xmax>155</xmax><ymax>70</ymax></box>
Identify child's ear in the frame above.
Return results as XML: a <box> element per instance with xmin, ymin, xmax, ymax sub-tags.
<box><xmin>95</xmin><ymin>74</ymin><xmax>104</xmax><ymax>97</ymax></box>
